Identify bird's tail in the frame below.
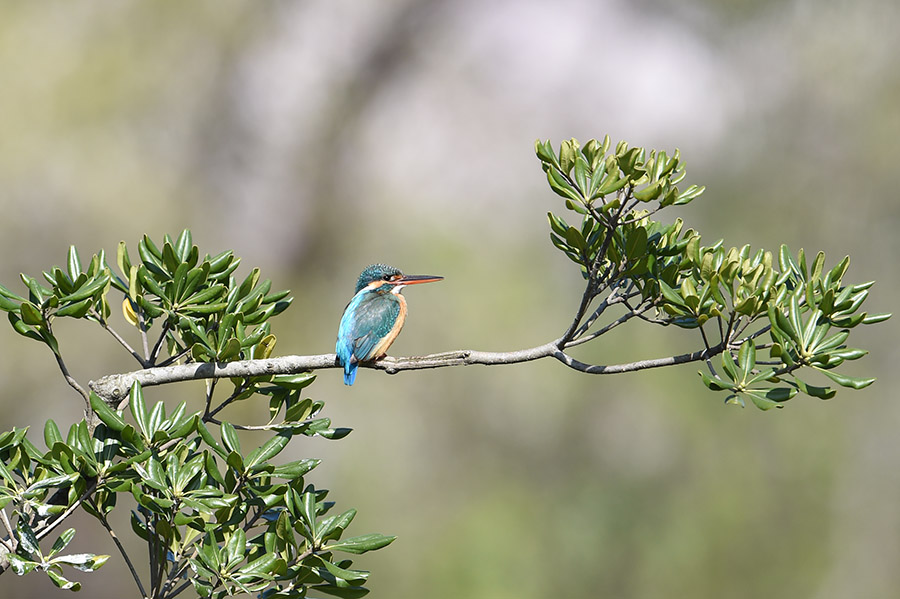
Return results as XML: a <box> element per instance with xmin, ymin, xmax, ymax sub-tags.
<box><xmin>343</xmin><ymin>362</ymin><xmax>358</xmax><ymax>386</ymax></box>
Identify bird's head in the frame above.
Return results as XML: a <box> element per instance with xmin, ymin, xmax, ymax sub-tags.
<box><xmin>355</xmin><ymin>264</ymin><xmax>443</xmax><ymax>294</ymax></box>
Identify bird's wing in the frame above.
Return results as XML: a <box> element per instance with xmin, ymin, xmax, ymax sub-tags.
<box><xmin>339</xmin><ymin>292</ymin><xmax>401</xmax><ymax>363</ymax></box>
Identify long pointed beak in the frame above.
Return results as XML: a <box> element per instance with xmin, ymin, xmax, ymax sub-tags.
<box><xmin>396</xmin><ymin>274</ymin><xmax>443</xmax><ymax>285</ymax></box>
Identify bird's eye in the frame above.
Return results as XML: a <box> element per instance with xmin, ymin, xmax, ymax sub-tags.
<box><xmin>382</xmin><ymin>274</ymin><xmax>392</xmax><ymax>281</ymax></box>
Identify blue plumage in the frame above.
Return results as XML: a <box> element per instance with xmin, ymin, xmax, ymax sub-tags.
<box><xmin>335</xmin><ymin>264</ymin><xmax>442</xmax><ymax>386</ymax></box>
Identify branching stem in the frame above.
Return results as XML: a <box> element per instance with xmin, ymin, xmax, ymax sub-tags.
<box><xmin>96</xmin><ymin>314</ymin><xmax>148</xmax><ymax>367</ymax></box>
<box><xmin>89</xmin><ymin>337</ymin><xmax>731</xmax><ymax>406</ymax></box>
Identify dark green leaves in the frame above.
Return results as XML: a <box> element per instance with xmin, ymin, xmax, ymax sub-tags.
<box><xmin>110</xmin><ymin>231</ymin><xmax>294</xmax><ymax>365</ymax></box>
<box><xmin>0</xmin><ymin>232</ymin><xmax>390</xmax><ymax>599</ymax></box>
<box><xmin>324</xmin><ymin>533</ymin><xmax>397</xmax><ymax>555</ymax></box>
<box><xmin>699</xmin><ymin>341</ymin><xmax>796</xmax><ymax>410</ymax></box>
<box><xmin>538</xmin><ymin>138</ymin><xmax>884</xmax><ymax>410</ymax></box>
<box><xmin>535</xmin><ymin>137</ymin><xmax>703</xmax><ymax>216</ymax></box>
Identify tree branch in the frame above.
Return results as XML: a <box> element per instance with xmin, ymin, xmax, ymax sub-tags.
<box><xmin>51</xmin><ymin>349</ymin><xmax>93</xmax><ymax>426</ymax></box>
<box><xmin>89</xmin><ymin>337</ymin><xmax>729</xmax><ymax>406</ymax></box>
<box><xmin>552</xmin><ymin>343</ymin><xmax>725</xmax><ymax>374</ymax></box>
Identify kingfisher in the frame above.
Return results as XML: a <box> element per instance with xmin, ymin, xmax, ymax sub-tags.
<box><xmin>336</xmin><ymin>264</ymin><xmax>443</xmax><ymax>385</ymax></box>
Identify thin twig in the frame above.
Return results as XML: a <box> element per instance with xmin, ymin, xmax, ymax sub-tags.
<box><xmin>136</xmin><ymin>305</ymin><xmax>151</xmax><ymax>361</ymax></box>
<box><xmin>203</xmin><ymin>378</ymin><xmax>218</xmax><ymax>418</ymax></box>
<box><xmin>148</xmin><ymin>322</ymin><xmax>171</xmax><ymax>367</ymax></box>
<box><xmin>0</xmin><ymin>510</ymin><xmax>14</xmax><ymax>552</ymax></box>
<box><xmin>166</xmin><ymin>579</ymin><xmax>193</xmax><ymax>599</ymax></box>
<box><xmin>51</xmin><ymin>348</ymin><xmax>93</xmax><ymax>427</ymax></box>
<box><xmin>698</xmin><ymin>324</ymin><xmax>718</xmax><ymax>377</ymax></box>
<box><xmin>206</xmin><ymin>380</ymin><xmax>251</xmax><ymax>421</ymax></box>
<box><xmin>618</xmin><ymin>204</ymin><xmax>665</xmax><ymax>225</ymax></box>
<box><xmin>553</xmin><ymin>342</ymin><xmax>726</xmax><ymax>374</ymax></box>
<box><xmin>560</xmin><ymin>202</ymin><xmax>623</xmax><ymax>344</ymax></box>
<box><xmin>92</xmin><ymin>499</ymin><xmax>148</xmax><ymax>599</ymax></box>
<box><xmin>34</xmin><ymin>478</ymin><xmax>98</xmax><ymax>543</ymax></box>
<box><xmin>572</xmin><ymin>285</ymin><xmax>640</xmax><ymax>340</ymax></box>
<box><xmin>160</xmin><ymin>543</ymin><xmax>201</xmax><ymax>598</ymax></box>
<box><xmin>95</xmin><ymin>315</ymin><xmax>148</xmax><ymax>367</ymax></box>
<box><xmin>156</xmin><ymin>346</ymin><xmax>191</xmax><ymax>368</ymax></box>
<box><xmin>565</xmin><ymin>308</ymin><xmax>644</xmax><ymax>348</ymax></box>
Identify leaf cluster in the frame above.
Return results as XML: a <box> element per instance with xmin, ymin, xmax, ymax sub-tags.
<box><xmin>537</xmin><ymin>137</ymin><xmax>889</xmax><ymax>409</ymax></box>
<box><xmin>0</xmin><ymin>233</ymin><xmax>392</xmax><ymax>597</ymax></box>
<box><xmin>114</xmin><ymin>232</ymin><xmax>291</xmax><ymax>364</ymax></box>
<box><xmin>0</xmin><ymin>231</ymin><xmax>292</xmax><ymax>368</ymax></box>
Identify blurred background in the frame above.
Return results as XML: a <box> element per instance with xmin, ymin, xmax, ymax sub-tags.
<box><xmin>0</xmin><ymin>1</ymin><xmax>898</xmax><ymax>597</ymax></box>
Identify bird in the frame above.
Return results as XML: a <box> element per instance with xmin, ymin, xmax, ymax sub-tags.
<box><xmin>336</xmin><ymin>264</ymin><xmax>443</xmax><ymax>385</ymax></box>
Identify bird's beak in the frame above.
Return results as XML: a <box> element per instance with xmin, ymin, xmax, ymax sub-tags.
<box><xmin>396</xmin><ymin>274</ymin><xmax>443</xmax><ymax>285</ymax></box>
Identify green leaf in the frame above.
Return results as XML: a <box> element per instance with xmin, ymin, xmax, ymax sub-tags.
<box><xmin>744</xmin><ymin>390</ymin><xmax>782</xmax><ymax>410</ymax></box>
<box><xmin>17</xmin><ymin>520</ymin><xmax>41</xmax><ymax>558</ymax></box>
<box><xmin>559</xmin><ymin>139</ymin><xmax>576</xmax><ymax>173</ymax></box>
<box><xmin>19</xmin><ymin>301</ymin><xmax>43</xmax><ymax>325</ymax></box>
<box><xmin>815</xmin><ymin>368</ymin><xmax>876</xmax><ymax>390</ymax></box>
<box><xmin>197</xmin><ymin>421</ymin><xmax>227</xmax><ymax>458</ymax></box>
<box><xmin>546</xmin><ymin>167</ymin><xmax>582</xmax><ymax>203</ymax></box>
<box><xmin>316</xmin><ymin>428</ymin><xmax>353</xmax><ymax>440</ymax></box>
<box><xmin>0</xmin><ymin>292</ymin><xmax>20</xmax><ymax>313</ymax></box>
<box><xmin>271</xmin><ymin>373</ymin><xmax>316</xmax><ymax>390</ymax></box>
<box><xmin>597</xmin><ymin>172</ymin><xmax>628</xmax><ymax>195</ymax></box>
<box><xmin>221</xmin><ymin>422</ymin><xmax>241</xmax><ymax>454</ymax></box>
<box><xmin>792</xmin><ymin>377</ymin><xmax>836</xmax><ymax>399</ymax></box>
<box><xmin>246</xmin><ymin>431</ymin><xmax>292</xmax><ymax>470</ymax></box>
<box><xmin>51</xmin><ymin>552</ymin><xmax>109</xmax><ymax>573</ymax></box>
<box><xmin>573</xmin><ymin>156</ymin><xmax>589</xmax><ymax>194</ymax></box>
<box><xmin>55</xmin><ymin>297</ymin><xmax>94</xmax><ymax>318</ymax></box>
<box><xmin>56</xmin><ymin>273</ymin><xmax>110</xmax><ymax>304</ymax></box>
<box><xmin>624</xmin><ymin>227</ymin><xmax>648</xmax><ymax>260</ymax></box>
<box><xmin>67</xmin><ymin>245</ymin><xmax>82</xmax><ymax>280</ymax></box>
<box><xmin>862</xmin><ymin>312</ymin><xmax>891</xmax><ymax>324</ymax></box>
<box><xmin>317</xmin><ymin>509</ymin><xmax>358</xmax><ymax>543</ymax></box>
<box><xmin>317</xmin><ymin>556</ymin><xmax>369</xmax><ymax>584</ymax></box>
<box><xmin>129</xmin><ymin>382</ymin><xmax>149</xmax><ymax>439</ymax></box>
<box><xmin>45</xmin><ymin>569</ymin><xmax>81</xmax><ymax>591</ymax></box>
<box><xmin>49</xmin><ymin>529</ymin><xmax>76</xmax><ymax>557</ymax></box>
<box><xmin>224</xmin><ymin>528</ymin><xmax>247</xmax><ymax>570</ymax></box>
<box><xmin>218</xmin><ymin>337</ymin><xmax>242</xmax><ymax>361</ymax></box>
<box><xmin>633</xmin><ymin>180</ymin><xmax>663</xmax><ymax>202</ymax></box>
<box><xmin>737</xmin><ymin>340</ymin><xmax>755</xmax><ymax>377</ymax></box>
<box><xmin>175</xmin><ymin>229</ymin><xmax>193</xmax><ymax>262</ymax></box>
<box><xmin>720</xmin><ymin>350</ymin><xmax>739</xmax><ymax>382</ymax></box>
<box><xmin>116</xmin><ymin>241</ymin><xmax>132</xmax><ymax>277</ymax></box>
<box><xmin>301</xmin><ymin>491</ymin><xmax>318</xmax><ymax>539</ymax></box>
<box><xmin>137</xmin><ymin>265</ymin><xmax>167</xmax><ymax>299</ymax></box>
<box><xmin>272</xmin><ymin>458</ymin><xmax>320</xmax><ymax>479</ymax></box>
<box><xmin>324</xmin><ymin>533</ymin><xmax>396</xmax><ymax>555</ymax></box>
<box><xmin>674</xmin><ymin>184</ymin><xmax>705</xmax><ymax>205</ymax></box>
<box><xmin>0</xmin><ymin>282</ymin><xmax>26</xmax><ymax>304</ymax></box>
<box><xmin>41</xmin><ymin>423</ymin><xmax>64</xmax><ymax>454</ymax></box>
<box><xmin>162</xmin><ymin>242</ymin><xmax>179</xmax><ymax>273</ymax></box>
<box><xmin>310</xmin><ymin>584</ymin><xmax>371</xmax><ymax>599</ymax></box>
<box><xmin>657</xmin><ymin>280</ymin><xmax>687</xmax><ymax>308</ymax></box>
<box><xmin>699</xmin><ymin>371</ymin><xmax>732</xmax><ymax>392</ymax></box>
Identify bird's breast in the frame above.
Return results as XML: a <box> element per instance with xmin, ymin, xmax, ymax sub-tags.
<box><xmin>370</xmin><ymin>292</ymin><xmax>407</xmax><ymax>358</ymax></box>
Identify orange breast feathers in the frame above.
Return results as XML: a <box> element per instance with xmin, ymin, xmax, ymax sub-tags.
<box><xmin>369</xmin><ymin>289</ymin><xmax>408</xmax><ymax>359</ymax></box>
